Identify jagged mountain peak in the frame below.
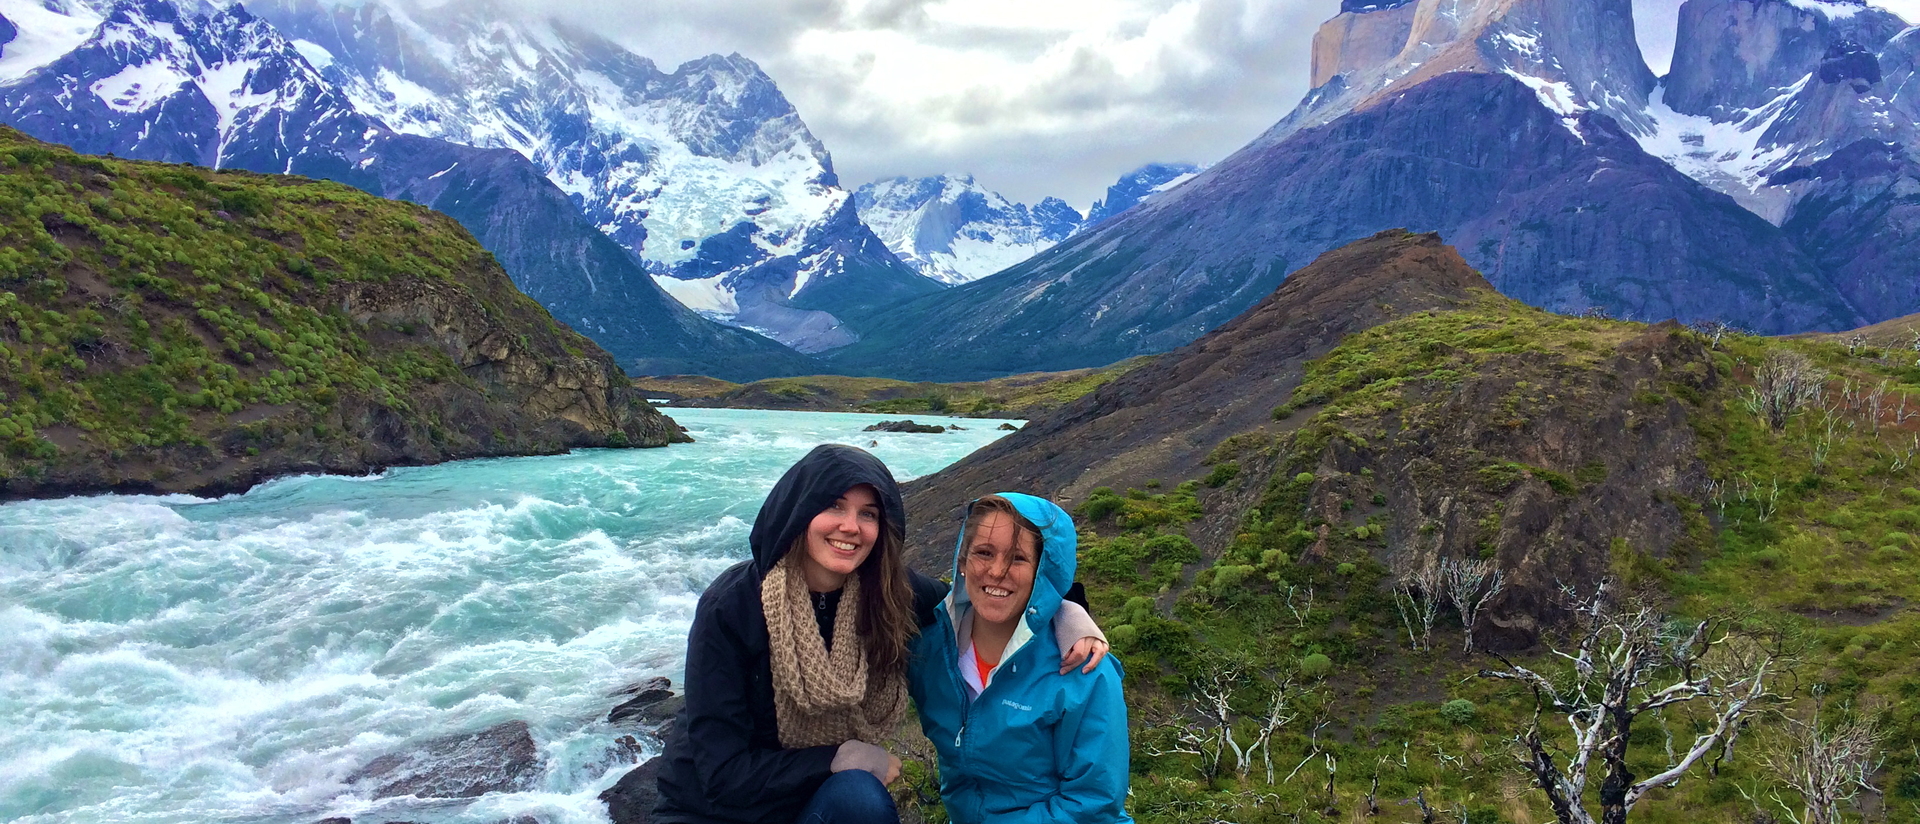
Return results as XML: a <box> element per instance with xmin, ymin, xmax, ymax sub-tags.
<box><xmin>1283</xmin><ymin>0</ymin><xmax>1654</xmax><ymax>146</ymax></box>
<box><xmin>1084</xmin><ymin>161</ymin><xmax>1203</xmax><ymax>227</ymax></box>
<box><xmin>853</xmin><ymin>172</ymin><xmax>1082</xmax><ymax>285</ymax></box>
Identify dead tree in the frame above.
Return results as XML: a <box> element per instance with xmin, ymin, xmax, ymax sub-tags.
<box><xmin>1478</xmin><ymin>580</ymin><xmax>1784</xmax><ymax>824</ymax></box>
<box><xmin>1759</xmin><ymin>694</ymin><xmax>1884</xmax><ymax>824</ymax></box>
<box><xmin>1746</xmin><ymin>350</ymin><xmax>1827</xmax><ymax>431</ymax></box>
<box><xmin>1248</xmin><ymin>680</ymin><xmax>1304</xmax><ymax>784</ymax></box>
<box><xmin>1392</xmin><ymin>556</ymin><xmax>1443</xmax><ymax>651</ymax></box>
<box><xmin>1439</xmin><ymin>557</ymin><xmax>1506</xmax><ymax>652</ymax></box>
<box><xmin>1146</xmin><ymin>665</ymin><xmax>1306</xmax><ymax>785</ymax></box>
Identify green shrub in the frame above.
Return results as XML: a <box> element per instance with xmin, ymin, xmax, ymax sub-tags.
<box><xmin>1108</xmin><ymin>624</ymin><xmax>1139</xmax><ymax>652</ymax></box>
<box><xmin>1122</xmin><ymin>596</ymin><xmax>1156</xmax><ymax>624</ymax></box>
<box><xmin>1202</xmin><ymin>461</ymin><xmax>1240</xmax><ymax>488</ymax></box>
<box><xmin>1335</xmin><ymin>562</ymin><xmax>1357</xmax><ymax>576</ymax></box>
<box><xmin>1440</xmin><ymin>698</ymin><xmax>1477</xmax><ymax>725</ymax></box>
<box><xmin>1299</xmin><ymin>653</ymin><xmax>1333</xmax><ymax>679</ymax></box>
<box><xmin>1209</xmin><ymin>564</ymin><xmax>1256</xmax><ymax>598</ymax></box>
<box><xmin>1078</xmin><ymin>487</ymin><xmax>1125</xmax><ymax>521</ymax></box>
<box><xmin>1294</xmin><ymin>471</ymin><xmax>1315</xmax><ymax>485</ymax></box>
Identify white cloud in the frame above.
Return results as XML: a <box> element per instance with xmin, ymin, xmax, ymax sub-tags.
<box><xmin>514</xmin><ymin>0</ymin><xmax>1332</xmax><ymax>209</ymax></box>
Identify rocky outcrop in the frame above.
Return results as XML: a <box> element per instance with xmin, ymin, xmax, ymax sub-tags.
<box><xmin>0</xmin><ymin>12</ymin><xmax>17</xmax><ymax>56</ymax></box>
<box><xmin>347</xmin><ymin>721</ymin><xmax>542</xmax><ymax>800</ymax></box>
<box><xmin>865</xmin><ymin>420</ymin><xmax>947</xmax><ymax>434</ymax></box>
<box><xmin>900</xmin><ymin>230</ymin><xmax>1490</xmax><ymax>569</ymax></box>
<box><xmin>0</xmin><ymin>128</ymin><xmax>691</xmax><ymax>501</ymax></box>
<box><xmin>1275</xmin><ymin>0</ymin><xmax>1656</xmax><ymax>145</ymax></box>
<box><xmin>830</xmin><ymin>74</ymin><xmax>1862</xmax><ymax>381</ymax></box>
<box><xmin>903</xmin><ymin>231</ymin><xmax>1723</xmax><ymax>645</ymax></box>
<box><xmin>601</xmin><ymin>757</ymin><xmax>664</xmax><ymax>824</ymax></box>
<box><xmin>1311</xmin><ymin>2</ymin><xmax>1419</xmax><ymax>88</ymax></box>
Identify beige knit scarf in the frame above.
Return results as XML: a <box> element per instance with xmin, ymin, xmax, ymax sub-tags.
<box><xmin>760</xmin><ymin>552</ymin><xmax>907</xmax><ymax>749</ymax></box>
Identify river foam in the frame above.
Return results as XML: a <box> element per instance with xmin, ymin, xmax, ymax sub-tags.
<box><xmin>0</xmin><ymin>409</ymin><xmax>1015</xmax><ymax>824</ymax></box>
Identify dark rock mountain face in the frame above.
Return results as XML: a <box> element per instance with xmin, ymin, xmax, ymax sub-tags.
<box><xmin>1774</xmin><ymin>139</ymin><xmax>1920</xmax><ymax>322</ymax></box>
<box><xmin>0</xmin><ymin>0</ymin><xmax>814</xmax><ymax>379</ymax></box>
<box><xmin>833</xmin><ymin>73</ymin><xmax>1862</xmax><ymax>381</ymax></box>
<box><xmin>1664</xmin><ymin>0</ymin><xmax>1904</xmax><ymax>120</ymax></box>
<box><xmin>1656</xmin><ymin>0</ymin><xmax>1920</xmax><ymax>325</ymax></box>
<box><xmin>0</xmin><ymin>12</ymin><xmax>18</xmax><ymax>55</ymax></box>
<box><xmin>899</xmin><ymin>230</ymin><xmax>1491</xmax><ymax>569</ymax></box>
<box><xmin>365</xmin><ymin>135</ymin><xmax>822</xmax><ymax>377</ymax></box>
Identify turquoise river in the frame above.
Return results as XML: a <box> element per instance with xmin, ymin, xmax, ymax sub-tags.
<box><xmin>0</xmin><ymin>408</ymin><xmax>1020</xmax><ymax>824</ymax></box>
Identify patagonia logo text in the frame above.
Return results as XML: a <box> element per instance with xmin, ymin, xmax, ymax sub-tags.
<box><xmin>1001</xmin><ymin>700</ymin><xmax>1033</xmax><ymax>712</ymax></box>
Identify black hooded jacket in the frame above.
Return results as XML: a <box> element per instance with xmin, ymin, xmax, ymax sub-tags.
<box><xmin>651</xmin><ymin>444</ymin><xmax>949</xmax><ymax>824</ymax></box>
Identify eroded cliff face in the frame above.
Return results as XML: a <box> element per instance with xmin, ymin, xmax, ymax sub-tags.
<box><xmin>1665</xmin><ymin>0</ymin><xmax>1905</xmax><ymax>120</ymax></box>
<box><xmin>1279</xmin><ymin>0</ymin><xmax>1654</xmax><ymax>145</ymax></box>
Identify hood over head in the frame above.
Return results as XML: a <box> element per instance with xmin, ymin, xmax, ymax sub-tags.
<box><xmin>949</xmin><ymin>492</ymin><xmax>1078</xmax><ymax>630</ymax></box>
<box><xmin>749</xmin><ymin>444</ymin><xmax>906</xmax><ymax>578</ymax></box>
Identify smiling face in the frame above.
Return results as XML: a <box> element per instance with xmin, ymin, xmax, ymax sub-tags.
<box><xmin>795</xmin><ymin>484</ymin><xmax>881</xmax><ymax>592</ymax></box>
<box><xmin>963</xmin><ymin>510</ymin><xmax>1040</xmax><ymax>629</ymax></box>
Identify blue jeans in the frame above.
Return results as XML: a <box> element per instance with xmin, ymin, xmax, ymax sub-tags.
<box><xmin>796</xmin><ymin>769</ymin><xmax>899</xmax><ymax>824</ymax></box>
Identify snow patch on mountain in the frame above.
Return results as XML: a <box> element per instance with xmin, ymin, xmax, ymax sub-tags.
<box><xmin>1635</xmin><ymin>85</ymin><xmax>1803</xmax><ymax>216</ymax></box>
<box><xmin>1785</xmin><ymin>0</ymin><xmax>1869</xmax><ymax>19</ymax></box>
<box><xmin>245</xmin><ymin>0</ymin><xmax>925</xmax><ymax>350</ymax></box>
<box><xmin>0</xmin><ymin>0</ymin><xmax>101</xmax><ymax>82</ymax></box>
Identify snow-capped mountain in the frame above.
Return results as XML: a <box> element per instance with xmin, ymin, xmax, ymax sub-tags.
<box><xmin>1640</xmin><ymin>0</ymin><xmax>1911</xmax><ymax>218</ymax></box>
<box><xmin>852</xmin><ymin>163</ymin><xmax>1205</xmax><ymax>285</ymax></box>
<box><xmin>0</xmin><ymin>0</ymin><xmax>820</xmax><ymax>378</ymax></box>
<box><xmin>249</xmin><ymin>0</ymin><xmax>939</xmax><ymax>352</ymax></box>
<box><xmin>1082</xmin><ymin>163</ymin><xmax>1204</xmax><ymax>228</ymax></box>
<box><xmin>853</xmin><ymin>174</ymin><xmax>1081</xmax><ymax>285</ymax></box>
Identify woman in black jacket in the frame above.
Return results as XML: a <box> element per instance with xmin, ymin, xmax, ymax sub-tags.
<box><xmin>651</xmin><ymin>444</ymin><xmax>1104</xmax><ymax>824</ymax></box>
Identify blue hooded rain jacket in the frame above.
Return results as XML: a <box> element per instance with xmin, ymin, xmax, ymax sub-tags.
<box><xmin>907</xmin><ymin>493</ymin><xmax>1132</xmax><ymax>824</ymax></box>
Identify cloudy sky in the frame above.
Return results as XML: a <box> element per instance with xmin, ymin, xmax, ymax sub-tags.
<box><xmin>537</xmin><ymin>0</ymin><xmax>1917</xmax><ymax>209</ymax></box>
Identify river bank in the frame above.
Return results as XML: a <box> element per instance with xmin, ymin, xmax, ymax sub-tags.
<box><xmin>0</xmin><ymin>409</ymin><xmax>1013</xmax><ymax>824</ymax></box>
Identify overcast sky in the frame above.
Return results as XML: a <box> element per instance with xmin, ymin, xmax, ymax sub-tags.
<box><xmin>527</xmin><ymin>0</ymin><xmax>1918</xmax><ymax>209</ymax></box>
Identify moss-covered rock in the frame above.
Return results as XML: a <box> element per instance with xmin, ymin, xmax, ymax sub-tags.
<box><xmin>0</xmin><ymin>128</ymin><xmax>688</xmax><ymax>499</ymax></box>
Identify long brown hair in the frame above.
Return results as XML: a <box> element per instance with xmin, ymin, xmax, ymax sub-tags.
<box><xmin>789</xmin><ymin>512</ymin><xmax>916</xmax><ymax>679</ymax></box>
<box><xmin>857</xmin><ymin>516</ymin><xmax>915</xmax><ymax>679</ymax></box>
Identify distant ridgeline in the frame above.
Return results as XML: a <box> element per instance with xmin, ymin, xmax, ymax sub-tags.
<box><xmin>899</xmin><ymin>231</ymin><xmax>1920</xmax><ymax>823</ymax></box>
<box><xmin>0</xmin><ymin>128</ymin><xmax>687</xmax><ymax>500</ymax></box>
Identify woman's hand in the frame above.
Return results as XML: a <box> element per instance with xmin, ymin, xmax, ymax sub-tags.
<box><xmin>831</xmin><ymin>740</ymin><xmax>899</xmax><ymax>784</ymax></box>
<box><xmin>1060</xmin><ymin>636</ymin><xmax>1109</xmax><ymax>674</ymax></box>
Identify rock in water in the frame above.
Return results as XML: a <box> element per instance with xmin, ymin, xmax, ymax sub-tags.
<box><xmin>600</xmin><ymin>756</ymin><xmax>663</xmax><ymax>824</ymax></box>
<box><xmin>863</xmin><ymin>420</ymin><xmax>947</xmax><ymax>433</ymax></box>
<box><xmin>347</xmin><ymin>721</ymin><xmax>541</xmax><ymax>799</ymax></box>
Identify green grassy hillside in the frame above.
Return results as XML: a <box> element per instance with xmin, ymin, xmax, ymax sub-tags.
<box><xmin>0</xmin><ymin>127</ymin><xmax>684</xmax><ymax>499</ymax></box>
<box><xmin>1037</xmin><ymin>299</ymin><xmax>1920</xmax><ymax>823</ymax></box>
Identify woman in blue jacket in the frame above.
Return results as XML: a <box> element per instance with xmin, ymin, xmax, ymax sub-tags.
<box><xmin>908</xmin><ymin>493</ymin><xmax>1132</xmax><ymax>824</ymax></box>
